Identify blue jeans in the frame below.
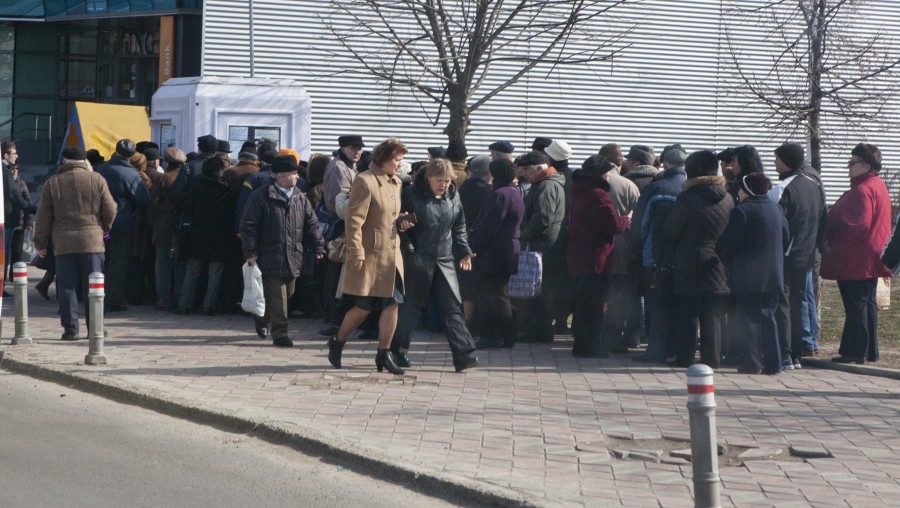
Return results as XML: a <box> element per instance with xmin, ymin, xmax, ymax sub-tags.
<box><xmin>178</xmin><ymin>259</ymin><xmax>224</xmax><ymax>311</ymax></box>
<box><xmin>800</xmin><ymin>269</ymin><xmax>819</xmax><ymax>351</ymax></box>
<box><xmin>155</xmin><ymin>245</ymin><xmax>174</xmax><ymax>309</ymax></box>
<box><xmin>56</xmin><ymin>252</ymin><xmax>104</xmax><ymax>336</ymax></box>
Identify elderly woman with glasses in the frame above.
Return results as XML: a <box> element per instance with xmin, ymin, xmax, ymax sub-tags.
<box><xmin>821</xmin><ymin>143</ymin><xmax>892</xmax><ymax>365</ymax></box>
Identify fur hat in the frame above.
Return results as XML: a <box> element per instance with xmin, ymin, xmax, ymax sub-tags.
<box><xmin>115</xmin><ymin>139</ymin><xmax>136</xmax><ymax>158</ymax></box>
<box><xmin>739</xmin><ymin>172</ymin><xmax>771</xmax><ymax>196</ymax></box>
<box><xmin>545</xmin><ymin>140</ymin><xmax>572</xmax><ymax>162</ymax></box>
<box><xmin>489</xmin><ymin>140</ymin><xmax>515</xmax><ymax>154</ymax></box>
<box><xmin>197</xmin><ymin>135</ymin><xmax>218</xmax><ymax>154</ymax></box>
<box><xmin>468</xmin><ymin>155</ymin><xmax>491</xmax><ymax>179</ymax></box>
<box><xmin>61</xmin><ymin>146</ymin><xmax>86</xmax><ymax>161</ymax></box>
<box><xmin>851</xmin><ymin>143</ymin><xmax>882</xmax><ymax>173</ymax></box>
<box><xmin>338</xmin><ymin>135</ymin><xmax>365</xmax><ymax>148</ymax></box>
<box><xmin>685</xmin><ymin>150</ymin><xmax>719</xmax><ymax>179</ymax></box>
<box><xmin>272</xmin><ymin>155</ymin><xmax>299</xmax><ymax>173</ymax></box>
<box><xmin>427</xmin><ymin>146</ymin><xmax>446</xmax><ymax>159</ymax></box>
<box><xmin>774</xmin><ymin>142</ymin><xmax>805</xmax><ymax>171</ymax></box>
<box><xmin>135</xmin><ymin>141</ymin><xmax>158</xmax><ymax>154</ymax></box>
<box><xmin>625</xmin><ymin>145</ymin><xmax>655</xmax><ymax>166</ymax></box>
<box><xmin>143</xmin><ymin>147</ymin><xmax>160</xmax><ymax>161</ymax></box>
<box><xmin>598</xmin><ymin>143</ymin><xmax>624</xmax><ymax>167</ymax></box>
<box><xmin>238</xmin><ymin>151</ymin><xmax>258</xmax><ymax>161</ymax></box>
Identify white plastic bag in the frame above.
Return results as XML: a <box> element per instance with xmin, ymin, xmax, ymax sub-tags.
<box><xmin>20</xmin><ymin>229</ymin><xmax>35</xmax><ymax>264</ymax></box>
<box><xmin>241</xmin><ymin>262</ymin><xmax>266</xmax><ymax>317</ymax></box>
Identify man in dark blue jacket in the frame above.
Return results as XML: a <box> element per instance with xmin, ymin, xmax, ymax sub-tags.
<box><xmin>97</xmin><ymin>139</ymin><xmax>149</xmax><ymax>311</ymax></box>
<box><xmin>631</xmin><ymin>144</ymin><xmax>687</xmax><ymax>364</ymax></box>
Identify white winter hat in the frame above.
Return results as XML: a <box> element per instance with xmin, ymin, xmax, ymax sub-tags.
<box><xmin>545</xmin><ymin>140</ymin><xmax>572</xmax><ymax>162</ymax></box>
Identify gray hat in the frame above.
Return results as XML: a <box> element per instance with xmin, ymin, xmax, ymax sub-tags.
<box><xmin>468</xmin><ymin>155</ymin><xmax>491</xmax><ymax>179</ymax></box>
<box><xmin>625</xmin><ymin>144</ymin><xmax>655</xmax><ymax>166</ymax></box>
<box><xmin>661</xmin><ymin>144</ymin><xmax>687</xmax><ymax>166</ymax></box>
<box><xmin>115</xmin><ymin>139</ymin><xmax>136</xmax><ymax>158</ymax></box>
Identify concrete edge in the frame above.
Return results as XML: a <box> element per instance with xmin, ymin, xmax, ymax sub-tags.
<box><xmin>799</xmin><ymin>357</ymin><xmax>900</xmax><ymax>380</ymax></box>
<box><xmin>0</xmin><ymin>356</ymin><xmax>546</xmax><ymax>508</ymax></box>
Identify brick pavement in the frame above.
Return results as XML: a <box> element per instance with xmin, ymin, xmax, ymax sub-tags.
<box><xmin>2</xmin><ymin>274</ymin><xmax>900</xmax><ymax>507</ymax></box>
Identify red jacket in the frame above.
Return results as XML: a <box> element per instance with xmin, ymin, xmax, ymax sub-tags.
<box><xmin>567</xmin><ymin>174</ymin><xmax>630</xmax><ymax>275</ymax></box>
<box><xmin>821</xmin><ymin>171</ymin><xmax>892</xmax><ymax>281</ymax></box>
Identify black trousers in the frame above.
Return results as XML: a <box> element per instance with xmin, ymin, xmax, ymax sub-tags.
<box><xmin>393</xmin><ymin>269</ymin><xmax>476</xmax><ymax>360</ymax></box>
<box><xmin>520</xmin><ymin>263</ymin><xmax>566</xmax><ymax>342</ymax></box>
<box><xmin>837</xmin><ymin>278</ymin><xmax>879</xmax><ymax>361</ymax></box>
<box><xmin>734</xmin><ymin>293</ymin><xmax>781</xmax><ymax>373</ymax></box>
<box><xmin>674</xmin><ymin>295</ymin><xmax>724</xmax><ymax>368</ymax></box>
<box><xmin>571</xmin><ymin>274</ymin><xmax>608</xmax><ymax>355</ymax></box>
<box><xmin>471</xmin><ymin>273</ymin><xmax>516</xmax><ymax>347</ymax></box>
<box><xmin>599</xmin><ymin>274</ymin><xmax>643</xmax><ymax>350</ymax></box>
<box><xmin>104</xmin><ymin>234</ymin><xmax>131</xmax><ymax>308</ymax></box>
<box><xmin>775</xmin><ymin>264</ymin><xmax>811</xmax><ymax>362</ymax></box>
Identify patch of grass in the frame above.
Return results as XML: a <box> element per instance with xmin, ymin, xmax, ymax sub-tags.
<box><xmin>818</xmin><ymin>278</ymin><xmax>900</xmax><ymax>369</ymax></box>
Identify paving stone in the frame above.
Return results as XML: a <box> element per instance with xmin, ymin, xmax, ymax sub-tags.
<box><xmin>739</xmin><ymin>448</ymin><xmax>784</xmax><ymax>460</ymax></box>
<box><xmin>628</xmin><ymin>451</ymin><xmax>661</xmax><ymax>463</ymax></box>
<box><xmin>790</xmin><ymin>445</ymin><xmax>833</xmax><ymax>459</ymax></box>
<box><xmin>671</xmin><ymin>449</ymin><xmax>693</xmax><ymax>461</ymax></box>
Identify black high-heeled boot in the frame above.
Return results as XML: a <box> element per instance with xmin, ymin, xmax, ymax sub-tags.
<box><xmin>375</xmin><ymin>349</ymin><xmax>404</xmax><ymax>375</ymax></box>
<box><xmin>327</xmin><ymin>337</ymin><xmax>345</xmax><ymax>369</ymax></box>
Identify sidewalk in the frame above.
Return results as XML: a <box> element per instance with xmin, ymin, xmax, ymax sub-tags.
<box><xmin>2</xmin><ymin>272</ymin><xmax>900</xmax><ymax>507</ymax></box>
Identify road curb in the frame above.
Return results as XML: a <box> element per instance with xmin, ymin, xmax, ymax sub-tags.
<box><xmin>800</xmin><ymin>357</ymin><xmax>900</xmax><ymax>380</ymax></box>
<box><xmin>1</xmin><ymin>356</ymin><xmax>546</xmax><ymax>508</ymax></box>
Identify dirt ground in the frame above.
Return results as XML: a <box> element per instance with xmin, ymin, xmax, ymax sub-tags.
<box><xmin>818</xmin><ymin>277</ymin><xmax>900</xmax><ymax>368</ymax></box>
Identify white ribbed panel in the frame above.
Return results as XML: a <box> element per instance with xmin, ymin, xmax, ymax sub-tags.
<box><xmin>203</xmin><ymin>0</ymin><xmax>900</xmax><ymax>203</ymax></box>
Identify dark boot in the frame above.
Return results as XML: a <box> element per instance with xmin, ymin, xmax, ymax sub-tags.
<box><xmin>327</xmin><ymin>337</ymin><xmax>345</xmax><ymax>369</ymax></box>
<box><xmin>375</xmin><ymin>349</ymin><xmax>404</xmax><ymax>375</ymax></box>
<box><xmin>392</xmin><ymin>350</ymin><xmax>411</xmax><ymax>368</ymax></box>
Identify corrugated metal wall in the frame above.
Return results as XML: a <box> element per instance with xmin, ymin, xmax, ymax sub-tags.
<box><xmin>202</xmin><ymin>0</ymin><xmax>900</xmax><ymax>203</ymax></box>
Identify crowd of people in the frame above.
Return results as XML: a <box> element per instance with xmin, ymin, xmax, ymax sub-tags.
<box><xmin>3</xmin><ymin>133</ymin><xmax>896</xmax><ymax>375</ymax></box>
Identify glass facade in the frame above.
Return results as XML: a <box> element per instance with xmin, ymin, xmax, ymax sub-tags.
<box><xmin>0</xmin><ymin>27</ymin><xmax>13</xmax><ymax>140</ymax></box>
<box><xmin>0</xmin><ymin>1</ymin><xmax>201</xmax><ymax>18</ymax></box>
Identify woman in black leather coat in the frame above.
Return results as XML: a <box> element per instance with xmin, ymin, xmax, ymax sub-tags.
<box><xmin>391</xmin><ymin>159</ymin><xmax>478</xmax><ymax>372</ymax></box>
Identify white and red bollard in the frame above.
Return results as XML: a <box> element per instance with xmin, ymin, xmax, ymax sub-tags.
<box><xmin>84</xmin><ymin>272</ymin><xmax>107</xmax><ymax>365</ymax></box>
<box><xmin>687</xmin><ymin>364</ymin><xmax>720</xmax><ymax>508</ymax></box>
<box><xmin>11</xmin><ymin>262</ymin><xmax>32</xmax><ymax>345</ymax></box>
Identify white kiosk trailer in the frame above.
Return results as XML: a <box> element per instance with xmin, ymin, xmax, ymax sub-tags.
<box><xmin>150</xmin><ymin>76</ymin><xmax>312</xmax><ymax>160</ymax></box>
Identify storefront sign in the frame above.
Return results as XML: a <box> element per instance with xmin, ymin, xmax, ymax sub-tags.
<box><xmin>159</xmin><ymin>16</ymin><xmax>175</xmax><ymax>86</ymax></box>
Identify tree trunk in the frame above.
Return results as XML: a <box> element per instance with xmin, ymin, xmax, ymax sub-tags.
<box><xmin>443</xmin><ymin>87</ymin><xmax>470</xmax><ymax>162</ymax></box>
<box><xmin>807</xmin><ymin>1</ymin><xmax>825</xmax><ymax>172</ymax></box>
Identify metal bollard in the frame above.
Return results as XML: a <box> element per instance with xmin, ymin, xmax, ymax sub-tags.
<box><xmin>84</xmin><ymin>272</ymin><xmax>107</xmax><ymax>365</ymax></box>
<box><xmin>11</xmin><ymin>262</ymin><xmax>32</xmax><ymax>345</ymax></box>
<box><xmin>687</xmin><ymin>364</ymin><xmax>720</xmax><ymax>508</ymax></box>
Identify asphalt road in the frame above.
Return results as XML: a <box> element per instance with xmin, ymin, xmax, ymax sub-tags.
<box><xmin>0</xmin><ymin>371</ymin><xmax>465</xmax><ymax>508</ymax></box>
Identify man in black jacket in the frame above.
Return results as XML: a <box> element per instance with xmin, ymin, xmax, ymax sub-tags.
<box><xmin>240</xmin><ymin>156</ymin><xmax>325</xmax><ymax>348</ymax></box>
<box><xmin>769</xmin><ymin>142</ymin><xmax>826</xmax><ymax>370</ymax></box>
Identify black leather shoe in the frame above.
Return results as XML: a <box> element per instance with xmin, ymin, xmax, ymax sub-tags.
<box><xmin>453</xmin><ymin>356</ymin><xmax>478</xmax><ymax>373</ymax></box>
<box><xmin>318</xmin><ymin>324</ymin><xmax>339</xmax><ymax>337</ymax></box>
<box><xmin>393</xmin><ymin>351</ymin><xmax>411</xmax><ymax>368</ymax></box>
<box><xmin>60</xmin><ymin>332</ymin><xmax>80</xmax><ymax>341</ymax></box>
<box><xmin>254</xmin><ymin>317</ymin><xmax>268</xmax><ymax>339</ymax></box>
<box><xmin>273</xmin><ymin>336</ymin><xmax>294</xmax><ymax>348</ymax></box>
<box><xmin>327</xmin><ymin>337</ymin><xmax>345</xmax><ymax>369</ymax></box>
<box><xmin>375</xmin><ymin>349</ymin><xmax>404</xmax><ymax>375</ymax></box>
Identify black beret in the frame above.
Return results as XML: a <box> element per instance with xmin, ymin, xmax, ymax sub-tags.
<box><xmin>516</xmin><ymin>151</ymin><xmax>548</xmax><ymax>167</ymax></box>
<box><xmin>489</xmin><ymin>140</ymin><xmax>515</xmax><ymax>154</ymax></box>
<box><xmin>62</xmin><ymin>146</ymin><xmax>86</xmax><ymax>160</ymax></box>
<box><xmin>143</xmin><ymin>147</ymin><xmax>160</xmax><ymax>161</ymax></box>
<box><xmin>116</xmin><ymin>139</ymin><xmax>136</xmax><ymax>158</ymax></box>
<box><xmin>338</xmin><ymin>135</ymin><xmax>365</xmax><ymax>148</ymax></box>
<box><xmin>581</xmin><ymin>155</ymin><xmax>615</xmax><ymax>176</ymax></box>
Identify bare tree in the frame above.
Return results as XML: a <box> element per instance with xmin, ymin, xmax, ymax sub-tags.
<box><xmin>322</xmin><ymin>0</ymin><xmax>631</xmax><ymax>158</ymax></box>
<box><xmin>725</xmin><ymin>0</ymin><xmax>900</xmax><ymax>171</ymax></box>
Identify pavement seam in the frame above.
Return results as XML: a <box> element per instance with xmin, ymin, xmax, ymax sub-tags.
<box><xmin>1</xmin><ymin>356</ymin><xmax>546</xmax><ymax>508</ymax></box>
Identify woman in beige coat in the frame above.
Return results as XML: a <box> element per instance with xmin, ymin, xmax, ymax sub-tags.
<box><xmin>328</xmin><ymin>138</ymin><xmax>409</xmax><ymax>374</ymax></box>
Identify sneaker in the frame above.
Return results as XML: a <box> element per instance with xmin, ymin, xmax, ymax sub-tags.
<box><xmin>792</xmin><ymin>358</ymin><xmax>802</xmax><ymax>369</ymax></box>
<box><xmin>781</xmin><ymin>359</ymin><xmax>794</xmax><ymax>371</ymax></box>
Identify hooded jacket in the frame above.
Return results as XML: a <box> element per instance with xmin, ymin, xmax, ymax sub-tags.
<box><xmin>768</xmin><ymin>168</ymin><xmax>826</xmax><ymax>269</ymax></box>
<box><xmin>567</xmin><ymin>171</ymin><xmax>630</xmax><ymax>275</ymax></box>
<box><xmin>631</xmin><ymin>165</ymin><xmax>686</xmax><ymax>267</ymax></box>
<box><xmin>663</xmin><ymin>176</ymin><xmax>734</xmax><ymax>296</ymax></box>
